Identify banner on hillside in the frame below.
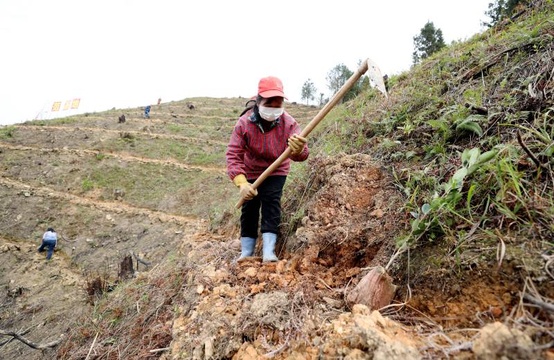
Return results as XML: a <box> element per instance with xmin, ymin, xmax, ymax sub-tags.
<box><xmin>71</xmin><ymin>98</ymin><xmax>80</xmax><ymax>109</ymax></box>
<box><xmin>36</xmin><ymin>98</ymin><xmax>83</xmax><ymax>120</ymax></box>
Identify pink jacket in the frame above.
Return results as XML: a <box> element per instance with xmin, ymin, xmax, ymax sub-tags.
<box><xmin>226</xmin><ymin>110</ymin><xmax>309</xmax><ymax>180</ymax></box>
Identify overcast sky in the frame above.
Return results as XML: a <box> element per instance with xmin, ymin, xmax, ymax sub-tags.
<box><xmin>0</xmin><ymin>0</ymin><xmax>492</xmax><ymax>125</ymax></box>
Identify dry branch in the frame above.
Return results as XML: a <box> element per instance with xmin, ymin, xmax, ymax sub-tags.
<box><xmin>0</xmin><ymin>329</ymin><xmax>62</xmax><ymax>349</ymax></box>
<box><xmin>0</xmin><ymin>327</ymin><xmax>31</xmax><ymax>346</ymax></box>
<box><xmin>464</xmin><ymin>102</ymin><xmax>488</xmax><ymax>115</ymax></box>
<box><xmin>84</xmin><ymin>332</ymin><xmax>98</xmax><ymax>360</ymax></box>
<box><xmin>517</xmin><ymin>130</ymin><xmax>545</xmax><ymax>170</ymax></box>
<box><xmin>523</xmin><ymin>293</ymin><xmax>554</xmax><ymax>313</ymax></box>
<box><xmin>131</xmin><ymin>251</ymin><xmax>151</xmax><ymax>267</ymax></box>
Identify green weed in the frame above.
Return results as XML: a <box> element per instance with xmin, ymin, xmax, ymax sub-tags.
<box><xmin>403</xmin><ymin>147</ymin><xmax>499</xmax><ymax>248</ymax></box>
<box><xmin>82</xmin><ymin>178</ymin><xmax>94</xmax><ymax>192</ymax></box>
<box><xmin>0</xmin><ymin>126</ymin><xmax>15</xmax><ymax>138</ymax></box>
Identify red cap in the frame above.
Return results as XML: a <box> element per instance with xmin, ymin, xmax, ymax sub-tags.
<box><xmin>258</xmin><ymin>76</ymin><xmax>287</xmax><ymax>99</ymax></box>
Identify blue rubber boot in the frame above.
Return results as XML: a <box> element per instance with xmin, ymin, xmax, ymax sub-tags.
<box><xmin>262</xmin><ymin>232</ymin><xmax>279</xmax><ymax>262</ymax></box>
<box><xmin>238</xmin><ymin>237</ymin><xmax>256</xmax><ymax>260</ymax></box>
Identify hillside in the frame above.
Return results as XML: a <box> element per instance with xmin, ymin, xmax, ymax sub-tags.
<box><xmin>1</xmin><ymin>2</ymin><xmax>554</xmax><ymax>359</ymax></box>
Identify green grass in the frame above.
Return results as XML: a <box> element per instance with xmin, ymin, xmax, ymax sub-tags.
<box><xmin>0</xmin><ymin>126</ymin><xmax>15</xmax><ymax>139</ymax></box>
<box><xmin>82</xmin><ymin>161</ymin><xmax>228</xmax><ymax>216</ymax></box>
<box><xmin>97</xmin><ymin>137</ymin><xmax>227</xmax><ymax>166</ymax></box>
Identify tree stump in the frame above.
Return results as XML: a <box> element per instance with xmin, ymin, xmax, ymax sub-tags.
<box><xmin>346</xmin><ymin>266</ymin><xmax>396</xmax><ymax>311</ymax></box>
<box><xmin>118</xmin><ymin>255</ymin><xmax>134</xmax><ymax>280</ymax></box>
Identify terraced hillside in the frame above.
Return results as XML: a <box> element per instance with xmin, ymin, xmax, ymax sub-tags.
<box><xmin>0</xmin><ymin>98</ymin><xmax>320</xmax><ymax>359</ymax></box>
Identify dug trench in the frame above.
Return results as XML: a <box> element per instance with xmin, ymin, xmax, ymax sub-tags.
<box><xmin>167</xmin><ymin>153</ymin><xmax>425</xmax><ymax>359</ymax></box>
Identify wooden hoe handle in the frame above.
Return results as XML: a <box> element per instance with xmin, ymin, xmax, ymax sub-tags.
<box><xmin>235</xmin><ymin>59</ymin><xmax>370</xmax><ymax>209</ymax></box>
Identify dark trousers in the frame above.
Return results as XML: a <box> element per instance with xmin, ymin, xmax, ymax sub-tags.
<box><xmin>241</xmin><ymin>175</ymin><xmax>286</xmax><ymax>238</ymax></box>
<box><xmin>38</xmin><ymin>239</ymin><xmax>56</xmax><ymax>260</ymax></box>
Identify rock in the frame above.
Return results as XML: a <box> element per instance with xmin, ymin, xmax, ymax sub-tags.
<box><xmin>351</xmin><ymin>304</ymin><xmax>371</xmax><ymax>316</ymax></box>
<box><xmin>232</xmin><ymin>343</ymin><xmax>259</xmax><ymax>360</ymax></box>
<box><xmin>250</xmin><ymin>292</ymin><xmax>289</xmax><ymax>330</ymax></box>
<box><xmin>204</xmin><ymin>337</ymin><xmax>214</xmax><ymax>359</ymax></box>
<box><xmin>213</xmin><ymin>284</ymin><xmax>237</xmax><ymax>298</ymax></box>
<box><xmin>345</xmin><ymin>349</ymin><xmax>368</xmax><ymax>359</ymax></box>
<box><xmin>229</xmin><ymin>239</ymin><xmax>241</xmax><ymax>250</ymax></box>
<box><xmin>322</xmin><ymin>305</ymin><xmax>421</xmax><ymax>359</ymax></box>
<box><xmin>243</xmin><ymin>267</ymin><xmax>257</xmax><ymax>278</ymax></box>
<box><xmin>370</xmin><ymin>209</ymin><xmax>384</xmax><ymax>218</ymax></box>
<box><xmin>490</xmin><ymin>306</ymin><xmax>503</xmax><ymax>318</ymax></box>
<box><xmin>323</xmin><ymin>296</ymin><xmax>343</xmax><ymax>308</ymax></box>
<box><xmin>196</xmin><ymin>284</ymin><xmax>204</xmax><ymax>294</ymax></box>
<box><xmin>472</xmin><ymin>322</ymin><xmax>538</xmax><ymax>360</ymax></box>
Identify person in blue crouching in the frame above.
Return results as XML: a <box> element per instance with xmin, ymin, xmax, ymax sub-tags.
<box><xmin>38</xmin><ymin>227</ymin><xmax>58</xmax><ymax>260</ymax></box>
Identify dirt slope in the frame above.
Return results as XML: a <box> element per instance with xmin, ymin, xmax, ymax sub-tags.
<box><xmin>2</xmin><ymin>10</ymin><xmax>554</xmax><ymax>355</ymax></box>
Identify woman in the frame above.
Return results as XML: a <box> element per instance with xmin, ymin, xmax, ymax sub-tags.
<box><xmin>226</xmin><ymin>76</ymin><xmax>309</xmax><ymax>262</ymax></box>
<box><xmin>38</xmin><ymin>227</ymin><xmax>58</xmax><ymax>260</ymax></box>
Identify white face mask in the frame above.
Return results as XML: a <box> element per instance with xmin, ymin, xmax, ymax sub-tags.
<box><xmin>258</xmin><ymin>105</ymin><xmax>284</xmax><ymax>121</ymax></box>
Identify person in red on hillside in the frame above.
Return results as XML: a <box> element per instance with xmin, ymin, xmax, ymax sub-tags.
<box><xmin>226</xmin><ymin>76</ymin><xmax>309</xmax><ymax>262</ymax></box>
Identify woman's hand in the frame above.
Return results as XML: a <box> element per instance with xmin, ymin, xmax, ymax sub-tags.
<box><xmin>233</xmin><ymin>174</ymin><xmax>258</xmax><ymax>200</ymax></box>
<box><xmin>239</xmin><ymin>183</ymin><xmax>258</xmax><ymax>200</ymax></box>
<box><xmin>288</xmin><ymin>134</ymin><xmax>307</xmax><ymax>155</ymax></box>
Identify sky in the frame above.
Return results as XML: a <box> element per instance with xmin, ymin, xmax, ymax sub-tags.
<box><xmin>0</xmin><ymin>0</ymin><xmax>493</xmax><ymax>125</ymax></box>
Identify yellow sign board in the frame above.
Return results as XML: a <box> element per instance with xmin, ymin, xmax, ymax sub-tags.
<box><xmin>71</xmin><ymin>98</ymin><xmax>81</xmax><ymax>109</ymax></box>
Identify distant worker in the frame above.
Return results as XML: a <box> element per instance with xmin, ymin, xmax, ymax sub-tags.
<box><xmin>383</xmin><ymin>74</ymin><xmax>389</xmax><ymax>92</ymax></box>
<box><xmin>38</xmin><ymin>227</ymin><xmax>58</xmax><ymax>260</ymax></box>
<box><xmin>157</xmin><ymin>98</ymin><xmax>162</xmax><ymax>106</ymax></box>
<box><xmin>118</xmin><ymin>114</ymin><xmax>126</xmax><ymax>123</ymax></box>
<box><xmin>144</xmin><ymin>105</ymin><xmax>151</xmax><ymax>119</ymax></box>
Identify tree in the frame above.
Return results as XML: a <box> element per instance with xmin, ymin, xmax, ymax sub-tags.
<box><xmin>318</xmin><ymin>93</ymin><xmax>327</xmax><ymax>106</ymax></box>
<box><xmin>326</xmin><ymin>63</ymin><xmax>352</xmax><ymax>95</ymax></box>
<box><xmin>301</xmin><ymin>79</ymin><xmax>317</xmax><ymax>105</ymax></box>
<box><xmin>483</xmin><ymin>0</ymin><xmax>524</xmax><ymax>27</ymax></box>
<box><xmin>326</xmin><ymin>63</ymin><xmax>363</xmax><ymax>102</ymax></box>
<box><xmin>412</xmin><ymin>21</ymin><xmax>446</xmax><ymax>64</ymax></box>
